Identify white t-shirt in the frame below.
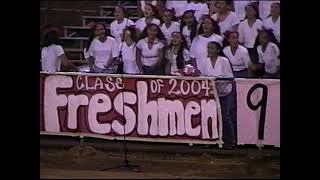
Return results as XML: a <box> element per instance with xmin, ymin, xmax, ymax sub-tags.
<box><xmin>238</xmin><ymin>19</ymin><xmax>263</xmax><ymax>48</ymax></box>
<box><xmin>166</xmin><ymin>0</ymin><xmax>189</xmax><ymax>17</ymax></box>
<box><xmin>223</xmin><ymin>45</ymin><xmax>251</xmax><ymax>71</ymax></box>
<box><xmin>165</xmin><ymin>47</ymin><xmax>190</xmax><ymax>73</ymax></box>
<box><xmin>233</xmin><ymin>0</ymin><xmax>256</xmax><ymax>21</ymax></box>
<box><xmin>202</xmin><ymin>56</ymin><xmax>234</xmax><ymax>78</ymax></box>
<box><xmin>41</xmin><ymin>44</ymin><xmax>65</xmax><ymax>72</ymax></box>
<box><xmin>160</xmin><ymin>21</ymin><xmax>180</xmax><ymax>44</ymax></box>
<box><xmin>140</xmin><ymin>0</ymin><xmax>157</xmax><ymax>12</ymax></box>
<box><xmin>186</xmin><ymin>2</ymin><xmax>209</xmax><ymax>23</ymax></box>
<box><xmin>135</xmin><ymin>17</ymin><xmax>161</xmax><ymax>32</ymax></box>
<box><xmin>110</xmin><ymin>18</ymin><xmax>134</xmax><ymax>45</ymax></box>
<box><xmin>190</xmin><ymin>33</ymin><xmax>224</xmax><ymax>73</ymax></box>
<box><xmin>259</xmin><ymin>0</ymin><xmax>279</xmax><ymax>20</ymax></box>
<box><xmin>87</xmin><ymin>37</ymin><xmax>119</xmax><ymax>69</ymax></box>
<box><xmin>257</xmin><ymin>42</ymin><xmax>280</xmax><ymax>74</ymax></box>
<box><xmin>119</xmin><ymin>42</ymin><xmax>140</xmax><ymax>74</ymax></box>
<box><xmin>136</xmin><ymin>37</ymin><xmax>165</xmax><ymax>66</ymax></box>
<box><xmin>211</xmin><ymin>11</ymin><xmax>240</xmax><ymax>34</ymax></box>
<box><xmin>263</xmin><ymin>16</ymin><xmax>280</xmax><ymax>43</ymax></box>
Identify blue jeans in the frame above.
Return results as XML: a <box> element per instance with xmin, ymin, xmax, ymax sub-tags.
<box><xmin>263</xmin><ymin>72</ymin><xmax>275</xmax><ymax>79</ymax></box>
<box><xmin>233</xmin><ymin>69</ymin><xmax>248</xmax><ymax>78</ymax></box>
<box><xmin>143</xmin><ymin>65</ymin><xmax>163</xmax><ymax>75</ymax></box>
<box><xmin>247</xmin><ymin>48</ymin><xmax>258</xmax><ymax>64</ymax></box>
<box><xmin>91</xmin><ymin>65</ymin><xmax>117</xmax><ymax>74</ymax></box>
<box><xmin>218</xmin><ymin>81</ymin><xmax>237</xmax><ymax>147</ymax></box>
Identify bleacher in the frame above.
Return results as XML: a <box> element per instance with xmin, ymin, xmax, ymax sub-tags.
<box><xmin>40</xmin><ymin>1</ymin><xmax>139</xmax><ymax>64</ymax></box>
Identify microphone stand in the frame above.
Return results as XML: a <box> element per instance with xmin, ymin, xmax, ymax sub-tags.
<box><xmin>100</xmin><ymin>16</ymin><xmax>140</xmax><ymax>173</ymax></box>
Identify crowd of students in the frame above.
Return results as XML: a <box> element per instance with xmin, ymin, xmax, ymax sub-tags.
<box><xmin>41</xmin><ymin>0</ymin><xmax>280</xmax><ymax>79</ymax></box>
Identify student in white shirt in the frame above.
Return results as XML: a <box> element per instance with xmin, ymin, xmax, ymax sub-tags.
<box><xmin>250</xmin><ymin>28</ymin><xmax>280</xmax><ymax>78</ymax></box>
<box><xmin>209</xmin><ymin>0</ymin><xmax>218</xmax><ymax>16</ymax></box>
<box><xmin>223</xmin><ymin>31</ymin><xmax>251</xmax><ymax>78</ymax></box>
<box><xmin>180</xmin><ymin>10</ymin><xmax>200</xmax><ymax>48</ymax></box>
<box><xmin>165</xmin><ymin>32</ymin><xmax>190</xmax><ymax>75</ymax></box>
<box><xmin>165</xmin><ymin>0</ymin><xmax>188</xmax><ymax>20</ymax></box>
<box><xmin>110</xmin><ymin>6</ymin><xmax>134</xmax><ymax>46</ymax></box>
<box><xmin>186</xmin><ymin>0</ymin><xmax>210</xmax><ymax>23</ymax></box>
<box><xmin>139</xmin><ymin>0</ymin><xmax>157</xmax><ymax>14</ymax></box>
<box><xmin>262</xmin><ymin>2</ymin><xmax>280</xmax><ymax>43</ymax></box>
<box><xmin>136</xmin><ymin>23</ymin><xmax>167</xmax><ymax>75</ymax></box>
<box><xmin>135</xmin><ymin>4</ymin><xmax>161</xmax><ymax>34</ymax></box>
<box><xmin>87</xmin><ymin>22</ymin><xmax>120</xmax><ymax>74</ymax></box>
<box><xmin>205</xmin><ymin>41</ymin><xmax>236</xmax><ymax>149</ymax></box>
<box><xmin>41</xmin><ymin>29</ymin><xmax>78</xmax><ymax>72</ymax></box>
<box><xmin>160</xmin><ymin>8</ymin><xmax>180</xmax><ymax>44</ymax></box>
<box><xmin>211</xmin><ymin>0</ymin><xmax>240</xmax><ymax>34</ymax></box>
<box><xmin>238</xmin><ymin>2</ymin><xmax>262</xmax><ymax>64</ymax></box>
<box><xmin>204</xmin><ymin>41</ymin><xmax>233</xmax><ymax>77</ymax></box>
<box><xmin>119</xmin><ymin>26</ymin><xmax>140</xmax><ymax>74</ymax></box>
<box><xmin>190</xmin><ymin>16</ymin><xmax>223</xmax><ymax>75</ymax></box>
<box><xmin>233</xmin><ymin>0</ymin><xmax>256</xmax><ymax>21</ymax></box>
<box><xmin>258</xmin><ymin>0</ymin><xmax>278</xmax><ymax>20</ymax></box>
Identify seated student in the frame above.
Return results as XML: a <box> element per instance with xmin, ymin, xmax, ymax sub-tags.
<box><xmin>232</xmin><ymin>0</ymin><xmax>256</xmax><ymax>21</ymax></box>
<box><xmin>136</xmin><ymin>23</ymin><xmax>167</xmax><ymax>75</ymax></box>
<box><xmin>208</xmin><ymin>0</ymin><xmax>219</xmax><ymax>16</ymax></box>
<box><xmin>238</xmin><ymin>2</ymin><xmax>262</xmax><ymax>65</ymax></box>
<box><xmin>135</xmin><ymin>4</ymin><xmax>161</xmax><ymax>34</ymax></box>
<box><xmin>180</xmin><ymin>10</ymin><xmax>200</xmax><ymax>48</ymax></box>
<box><xmin>160</xmin><ymin>8</ymin><xmax>180</xmax><ymax>44</ymax></box>
<box><xmin>211</xmin><ymin>0</ymin><xmax>240</xmax><ymax>34</ymax></box>
<box><xmin>258</xmin><ymin>0</ymin><xmax>278</xmax><ymax>20</ymax></box>
<box><xmin>86</xmin><ymin>22</ymin><xmax>120</xmax><ymax>74</ymax></box>
<box><xmin>186</xmin><ymin>0</ymin><xmax>210</xmax><ymax>23</ymax></box>
<box><xmin>139</xmin><ymin>0</ymin><xmax>158</xmax><ymax>16</ymax></box>
<box><xmin>110</xmin><ymin>6</ymin><xmax>134</xmax><ymax>46</ymax></box>
<box><xmin>41</xmin><ymin>28</ymin><xmax>78</xmax><ymax>72</ymax></box>
<box><xmin>119</xmin><ymin>26</ymin><xmax>140</xmax><ymax>74</ymax></box>
<box><xmin>190</xmin><ymin>16</ymin><xmax>223</xmax><ymax>75</ymax></box>
<box><xmin>223</xmin><ymin>31</ymin><xmax>251</xmax><ymax>78</ymax></box>
<box><xmin>165</xmin><ymin>32</ymin><xmax>190</xmax><ymax>75</ymax></box>
<box><xmin>165</xmin><ymin>0</ymin><xmax>189</xmax><ymax>20</ymax></box>
<box><xmin>262</xmin><ymin>1</ymin><xmax>280</xmax><ymax>43</ymax></box>
<box><xmin>250</xmin><ymin>28</ymin><xmax>280</xmax><ymax>79</ymax></box>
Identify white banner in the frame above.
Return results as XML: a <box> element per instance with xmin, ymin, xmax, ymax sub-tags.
<box><xmin>236</xmin><ymin>79</ymin><xmax>280</xmax><ymax>147</ymax></box>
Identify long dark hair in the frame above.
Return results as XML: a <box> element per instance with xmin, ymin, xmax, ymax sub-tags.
<box><xmin>208</xmin><ymin>41</ymin><xmax>235</xmax><ymax>73</ymax></box>
<box><xmin>160</xmin><ymin>8</ymin><xmax>177</xmax><ymax>25</ymax></box>
<box><xmin>208</xmin><ymin>41</ymin><xmax>225</xmax><ymax>57</ymax></box>
<box><xmin>145</xmin><ymin>3</ymin><xmax>159</xmax><ymax>19</ymax></box>
<box><xmin>138</xmin><ymin>23</ymin><xmax>167</xmax><ymax>44</ymax></box>
<box><xmin>266</xmin><ymin>2</ymin><xmax>280</xmax><ymax>19</ymax></box>
<box><xmin>123</xmin><ymin>26</ymin><xmax>138</xmax><ymax>43</ymax></box>
<box><xmin>253</xmin><ymin>27</ymin><xmax>280</xmax><ymax>49</ymax></box>
<box><xmin>114</xmin><ymin>5</ymin><xmax>127</xmax><ymax>18</ymax></box>
<box><xmin>168</xmin><ymin>32</ymin><xmax>189</xmax><ymax>69</ymax></box>
<box><xmin>222</xmin><ymin>30</ymin><xmax>245</xmax><ymax>48</ymax></box>
<box><xmin>86</xmin><ymin>22</ymin><xmax>109</xmax><ymax>52</ymax></box>
<box><xmin>180</xmin><ymin>10</ymin><xmax>199</xmax><ymax>43</ymax></box>
<box><xmin>198</xmin><ymin>16</ymin><xmax>221</xmax><ymax>35</ymax></box>
<box><xmin>243</xmin><ymin>2</ymin><xmax>260</xmax><ymax>21</ymax></box>
<box><xmin>42</xmin><ymin>29</ymin><xmax>62</xmax><ymax>47</ymax></box>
